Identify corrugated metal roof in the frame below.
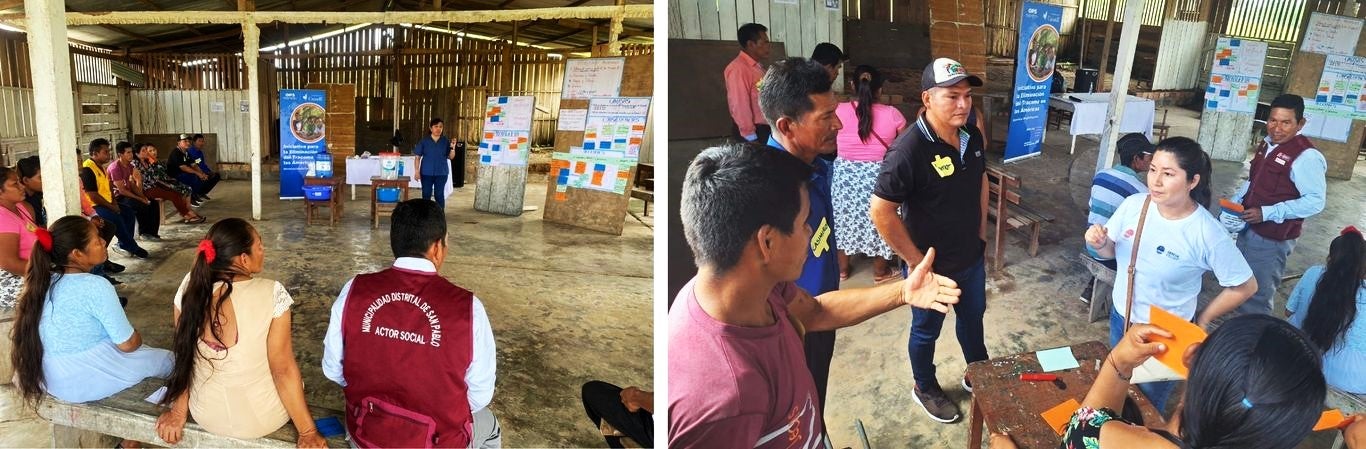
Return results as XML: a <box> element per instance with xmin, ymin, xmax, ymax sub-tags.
<box><xmin>1</xmin><ymin>0</ymin><xmax>652</xmax><ymax>52</ymax></box>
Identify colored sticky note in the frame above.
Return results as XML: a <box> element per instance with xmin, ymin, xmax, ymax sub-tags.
<box><xmin>591</xmin><ymin>172</ymin><xmax>604</xmax><ymax>185</ymax></box>
<box><xmin>1314</xmin><ymin>409</ymin><xmax>1347</xmax><ymax>431</ymax></box>
<box><xmin>1037</xmin><ymin>347</ymin><xmax>1081</xmax><ymax>372</ymax></box>
<box><xmin>583</xmin><ymin>142</ymin><xmax>596</xmax><ymax>150</ymax></box>
<box><xmin>491</xmin><ymin>116</ymin><xmax>500</xmax><ymax>122</ymax></box>
<box><xmin>480</xmin><ymin>155</ymin><xmax>492</xmax><ymax>163</ymax></box>
<box><xmin>1208</xmin><ymin>100</ymin><xmax>1219</xmax><ymax>108</ymax></box>
<box><xmin>1212</xmin><ymin>75</ymin><xmax>1223</xmax><ymax>83</ymax></box>
<box><xmin>600</xmin><ymin>141</ymin><xmax>612</xmax><ymax>149</ymax></box>
<box><xmin>484</xmin><ymin>132</ymin><xmax>494</xmax><ymax>139</ymax></box>
<box><xmin>1220</xmin><ymin>90</ymin><xmax>1231</xmax><ymax>97</ymax></box>
<box><xmin>498</xmin><ymin>97</ymin><xmax>508</xmax><ymax>104</ymax></box>
<box><xmin>554</xmin><ymin>191</ymin><xmax>567</xmax><ymax>201</ymax></box>
<box><xmin>1041</xmin><ymin>399</ymin><xmax>1081</xmax><ymax>435</ymax></box>
<box><xmin>1148</xmin><ymin>306</ymin><xmax>1208</xmax><ymax>378</ymax></box>
<box><xmin>518</xmin><ymin>136</ymin><xmax>528</xmax><ymax>143</ymax></box>
<box><xmin>1231</xmin><ymin>38</ymin><xmax>1241</xmax><ymax>46</ymax></box>
<box><xmin>1220</xmin><ymin>59</ymin><xmax>1231</xmax><ymax>66</ymax></box>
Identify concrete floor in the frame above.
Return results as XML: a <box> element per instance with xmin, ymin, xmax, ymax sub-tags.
<box><xmin>668</xmin><ymin>107</ymin><xmax>1364</xmax><ymax>449</ymax></box>
<box><xmin>2</xmin><ymin>178</ymin><xmax>653</xmax><ymax>448</ymax></box>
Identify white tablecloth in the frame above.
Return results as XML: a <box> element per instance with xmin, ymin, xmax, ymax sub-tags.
<box><xmin>345</xmin><ymin>156</ymin><xmax>453</xmax><ymax>197</ymax></box>
<box><xmin>1049</xmin><ymin>93</ymin><xmax>1156</xmax><ymax>138</ymax></box>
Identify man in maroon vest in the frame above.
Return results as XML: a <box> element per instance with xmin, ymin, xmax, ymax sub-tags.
<box><xmin>1231</xmin><ymin>94</ymin><xmax>1327</xmax><ymax>315</ymax></box>
<box><xmin>322</xmin><ymin>199</ymin><xmax>500</xmax><ymax>448</ymax></box>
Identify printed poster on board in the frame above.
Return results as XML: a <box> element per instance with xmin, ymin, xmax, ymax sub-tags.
<box><xmin>1004</xmin><ymin>2</ymin><xmax>1062</xmax><ymax>162</ymax></box>
<box><xmin>279</xmin><ymin>89</ymin><xmax>326</xmax><ymax>199</ymax></box>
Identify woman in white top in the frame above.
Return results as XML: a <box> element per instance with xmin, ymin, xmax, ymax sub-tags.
<box><xmin>154</xmin><ymin>218</ymin><xmax>325</xmax><ymax>447</ymax></box>
<box><xmin>1084</xmin><ymin>136</ymin><xmax>1256</xmax><ymax>412</ymax></box>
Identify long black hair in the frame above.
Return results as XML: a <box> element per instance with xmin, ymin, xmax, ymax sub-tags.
<box><xmin>1300</xmin><ymin>231</ymin><xmax>1366</xmax><ymax>353</ymax></box>
<box><xmin>1154</xmin><ymin>136</ymin><xmax>1213</xmax><ymax>209</ymax></box>
<box><xmin>1179</xmin><ymin>314</ymin><xmax>1325</xmax><ymax>448</ymax></box>
<box><xmin>851</xmin><ymin>65</ymin><xmax>885</xmax><ymax>143</ymax></box>
<box><xmin>9</xmin><ymin>216</ymin><xmax>99</xmax><ymax>408</ymax></box>
<box><xmin>160</xmin><ymin>218</ymin><xmax>258</xmax><ymax>407</ymax></box>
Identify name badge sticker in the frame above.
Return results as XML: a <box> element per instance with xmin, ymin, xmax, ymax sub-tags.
<box><xmin>931</xmin><ymin>154</ymin><xmax>955</xmax><ymax>178</ymax></box>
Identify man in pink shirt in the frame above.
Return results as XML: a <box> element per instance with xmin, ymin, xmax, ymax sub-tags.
<box><xmin>669</xmin><ymin>144</ymin><xmax>961</xmax><ymax>448</ymax></box>
<box><xmin>724</xmin><ymin>23</ymin><xmax>772</xmax><ymax>143</ymax></box>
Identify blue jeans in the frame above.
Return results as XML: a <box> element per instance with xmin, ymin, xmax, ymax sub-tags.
<box><xmin>421</xmin><ymin>174</ymin><xmax>447</xmax><ymax>209</ymax></box>
<box><xmin>1110</xmin><ymin>308</ymin><xmax>1176</xmax><ymax>412</ymax></box>
<box><xmin>907</xmin><ymin>257</ymin><xmax>989</xmax><ymax>389</ymax></box>
<box><xmin>92</xmin><ymin>204</ymin><xmax>142</xmax><ymax>253</ymax></box>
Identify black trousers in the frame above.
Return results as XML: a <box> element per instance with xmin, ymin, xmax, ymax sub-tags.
<box><xmin>804</xmin><ymin>329</ymin><xmax>835</xmax><ymax>416</ymax></box>
<box><xmin>581</xmin><ymin>381</ymin><xmax>653</xmax><ymax>448</ymax></box>
<box><xmin>132</xmin><ymin>198</ymin><xmax>163</xmax><ymax>238</ymax></box>
<box><xmin>451</xmin><ymin>149</ymin><xmax>466</xmax><ymax>188</ymax></box>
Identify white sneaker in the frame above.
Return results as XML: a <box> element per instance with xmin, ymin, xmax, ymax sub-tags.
<box><xmin>110</xmin><ymin>246</ymin><xmax>131</xmax><ymax>257</ymax></box>
<box><xmin>962</xmin><ymin>377</ymin><xmax>973</xmax><ymax>393</ymax></box>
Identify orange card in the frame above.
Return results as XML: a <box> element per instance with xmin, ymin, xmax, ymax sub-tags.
<box><xmin>1213</xmin><ymin>75</ymin><xmax>1223</xmax><ymax>83</ymax></box>
<box><xmin>1148</xmin><ymin>306</ymin><xmax>1207</xmax><ymax>378</ymax></box>
<box><xmin>591</xmin><ymin>172</ymin><xmax>604</xmax><ymax>185</ymax></box>
<box><xmin>518</xmin><ymin>136</ymin><xmax>529</xmax><ymax>143</ymax></box>
<box><xmin>484</xmin><ymin>132</ymin><xmax>494</xmax><ymax>139</ymax></box>
<box><xmin>1314</xmin><ymin>409</ymin><xmax>1347</xmax><ymax>431</ymax></box>
<box><xmin>1041</xmin><ymin>399</ymin><xmax>1081</xmax><ymax>435</ymax></box>
<box><xmin>554</xmin><ymin>192</ymin><xmax>567</xmax><ymax>201</ymax></box>
<box><xmin>575</xmin><ymin>161</ymin><xmax>587</xmax><ymax>174</ymax></box>
<box><xmin>1219</xmin><ymin>198</ymin><xmax>1244</xmax><ymax>213</ymax></box>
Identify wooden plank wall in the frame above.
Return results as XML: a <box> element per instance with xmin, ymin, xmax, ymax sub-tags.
<box><xmin>303</xmin><ymin>83</ymin><xmax>357</xmax><ymax>176</ymax></box>
<box><xmin>669</xmin><ymin>0</ymin><xmax>844</xmax><ymax>68</ymax></box>
<box><xmin>128</xmin><ymin>90</ymin><xmax>253</xmax><ymax>163</ymax></box>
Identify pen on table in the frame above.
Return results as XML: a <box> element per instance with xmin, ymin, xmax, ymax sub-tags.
<box><xmin>1020</xmin><ymin>373</ymin><xmax>1058</xmax><ymax>381</ymax></box>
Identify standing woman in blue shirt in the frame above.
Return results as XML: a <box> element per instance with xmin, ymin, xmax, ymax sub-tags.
<box><xmin>413</xmin><ymin>118</ymin><xmax>455</xmax><ymax>209</ymax></box>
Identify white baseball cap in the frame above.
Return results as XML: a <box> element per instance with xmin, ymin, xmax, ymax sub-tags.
<box><xmin>921</xmin><ymin>57</ymin><xmax>983</xmax><ymax>89</ymax></box>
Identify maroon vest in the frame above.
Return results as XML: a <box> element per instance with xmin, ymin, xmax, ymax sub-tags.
<box><xmin>341</xmin><ymin>267</ymin><xmax>475</xmax><ymax>448</ymax></box>
<box><xmin>1242</xmin><ymin>134</ymin><xmax>1312</xmax><ymax>241</ymax></box>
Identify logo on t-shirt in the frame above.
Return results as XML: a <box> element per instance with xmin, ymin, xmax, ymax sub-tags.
<box><xmin>1155</xmin><ymin>245</ymin><xmax>1181</xmax><ymax>260</ymax></box>
<box><xmin>810</xmin><ymin>218</ymin><xmax>832</xmax><ymax>258</ymax></box>
<box><xmin>1124</xmin><ymin>229</ymin><xmax>1135</xmax><ymax>239</ymax></box>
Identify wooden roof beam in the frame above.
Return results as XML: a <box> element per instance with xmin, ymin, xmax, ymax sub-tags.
<box><xmin>128</xmin><ymin>27</ymin><xmax>241</xmax><ymax>52</ymax></box>
<box><xmin>0</xmin><ymin>5</ymin><xmax>654</xmax><ymax>25</ymax></box>
<box><xmin>63</xmin><ymin>5</ymin><xmax>158</xmax><ymax>44</ymax></box>
<box><xmin>529</xmin><ymin>27</ymin><xmax>582</xmax><ymax>45</ymax></box>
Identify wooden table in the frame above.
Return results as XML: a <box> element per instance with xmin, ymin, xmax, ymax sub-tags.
<box><xmin>965</xmin><ymin>341</ymin><xmax>1166</xmax><ymax>449</ymax></box>
<box><xmin>370</xmin><ymin>176</ymin><xmax>411</xmax><ymax>229</ymax></box>
<box><xmin>303</xmin><ymin>176</ymin><xmax>343</xmax><ymax>226</ymax></box>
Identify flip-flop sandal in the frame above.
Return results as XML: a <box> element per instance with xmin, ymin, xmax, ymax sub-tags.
<box><xmin>873</xmin><ymin>270</ymin><xmax>901</xmax><ymax>284</ymax></box>
<box><xmin>839</xmin><ymin>271</ymin><xmax>851</xmax><ymax>282</ymax></box>
<box><xmin>181</xmin><ymin>216</ymin><xmax>207</xmax><ymax>224</ymax></box>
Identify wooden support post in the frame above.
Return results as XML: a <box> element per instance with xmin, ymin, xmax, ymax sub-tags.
<box><xmin>25</xmin><ymin>0</ymin><xmax>82</xmax><ymax>216</ymax></box>
<box><xmin>608</xmin><ymin>0</ymin><xmax>625</xmax><ymax>55</ymax></box>
<box><xmin>244</xmin><ymin>18</ymin><xmax>263</xmax><ymax>220</ymax></box>
<box><xmin>1096</xmin><ymin>0</ymin><xmax>1144</xmax><ymax>173</ymax></box>
<box><xmin>1098</xmin><ymin>0</ymin><xmax>1118</xmax><ymax>90</ymax></box>
<box><xmin>502</xmin><ymin>21</ymin><xmax>516</xmax><ymax>94</ymax></box>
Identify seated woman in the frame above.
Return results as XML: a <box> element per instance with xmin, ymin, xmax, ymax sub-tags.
<box><xmin>8</xmin><ymin>215</ymin><xmax>173</xmax><ymax>405</ymax></box>
<box><xmin>132</xmin><ymin>143</ymin><xmax>203</xmax><ymax>224</ymax></box>
<box><xmin>0</xmin><ymin>166</ymin><xmax>39</xmax><ymax>310</ymax></box>
<box><xmin>1287</xmin><ymin>226</ymin><xmax>1366</xmax><ymax>394</ymax></box>
<box><xmin>1084</xmin><ymin>137</ymin><xmax>1256</xmax><ymax>411</ymax></box>
<box><xmin>155</xmin><ymin>218</ymin><xmax>325</xmax><ymax>447</ymax></box>
<box><xmin>17</xmin><ymin>156</ymin><xmax>45</xmax><ymax>227</ymax></box>
<box><xmin>1063</xmin><ymin>314</ymin><xmax>1325</xmax><ymax>448</ymax></box>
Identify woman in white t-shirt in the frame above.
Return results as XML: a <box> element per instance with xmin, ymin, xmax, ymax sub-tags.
<box><xmin>1084</xmin><ymin>136</ymin><xmax>1256</xmax><ymax>412</ymax></box>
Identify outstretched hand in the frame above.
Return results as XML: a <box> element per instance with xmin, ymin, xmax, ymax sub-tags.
<box><xmin>900</xmin><ymin>248</ymin><xmax>960</xmax><ymax>313</ymax></box>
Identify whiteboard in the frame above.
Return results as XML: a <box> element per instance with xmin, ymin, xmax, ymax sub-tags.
<box><xmin>562</xmin><ymin>57</ymin><xmax>626</xmax><ymax>99</ymax></box>
<box><xmin>1300</xmin><ymin>12</ymin><xmax>1364</xmax><ymax>56</ymax></box>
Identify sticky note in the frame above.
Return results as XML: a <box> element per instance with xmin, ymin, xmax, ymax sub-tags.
<box><xmin>484</xmin><ymin>132</ymin><xmax>494</xmax><ymax>139</ymax></box>
<box><xmin>1314</xmin><ymin>409</ymin><xmax>1348</xmax><ymax>431</ymax></box>
<box><xmin>1148</xmin><ymin>306</ymin><xmax>1207</xmax><ymax>378</ymax></box>
<box><xmin>1041</xmin><ymin>399</ymin><xmax>1081</xmax><ymax>435</ymax></box>
<box><xmin>1037</xmin><ymin>347</ymin><xmax>1081</xmax><ymax>372</ymax></box>
<box><xmin>584</xmin><ymin>142</ymin><xmax>596</xmax><ymax>150</ymax></box>
<box><xmin>480</xmin><ymin>155</ymin><xmax>492</xmax><ymax>163</ymax></box>
<box><xmin>554</xmin><ymin>192</ymin><xmax>567</xmax><ymax>201</ymax></box>
<box><xmin>498</xmin><ymin>97</ymin><xmax>508</xmax><ymax>104</ymax></box>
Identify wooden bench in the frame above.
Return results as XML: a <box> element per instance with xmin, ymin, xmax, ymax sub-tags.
<box><xmin>1080</xmin><ymin>254</ymin><xmax>1117</xmax><ymax>323</ymax></box>
<box><xmin>36</xmin><ymin>378</ymin><xmax>349</xmax><ymax>447</ymax></box>
<box><xmin>986</xmin><ymin>163</ymin><xmax>1055</xmax><ymax>271</ymax></box>
<box><xmin>631</xmin><ymin>163</ymin><xmax>654</xmax><ymax>216</ymax></box>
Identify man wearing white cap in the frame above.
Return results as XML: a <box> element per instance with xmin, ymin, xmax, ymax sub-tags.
<box><xmin>871</xmin><ymin>57</ymin><xmax>990</xmax><ymax>424</ymax></box>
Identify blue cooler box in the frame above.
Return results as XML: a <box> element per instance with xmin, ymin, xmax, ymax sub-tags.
<box><xmin>303</xmin><ymin>185</ymin><xmax>333</xmax><ymax>201</ymax></box>
<box><xmin>376</xmin><ymin>187</ymin><xmax>400</xmax><ymax>203</ymax></box>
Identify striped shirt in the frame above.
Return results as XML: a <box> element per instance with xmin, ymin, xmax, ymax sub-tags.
<box><xmin>1088</xmin><ymin>165</ymin><xmax>1146</xmax><ymax>226</ymax></box>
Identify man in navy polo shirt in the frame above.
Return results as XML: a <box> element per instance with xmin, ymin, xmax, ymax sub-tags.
<box><xmin>871</xmin><ymin>57</ymin><xmax>990</xmax><ymax>424</ymax></box>
<box><xmin>757</xmin><ymin>57</ymin><xmax>844</xmax><ymax>414</ymax></box>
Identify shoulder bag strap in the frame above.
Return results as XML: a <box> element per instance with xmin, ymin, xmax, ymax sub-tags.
<box><xmin>1123</xmin><ymin>195</ymin><xmax>1152</xmax><ymax>331</ymax></box>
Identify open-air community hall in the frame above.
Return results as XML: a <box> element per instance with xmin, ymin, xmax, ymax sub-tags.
<box><xmin>0</xmin><ymin>0</ymin><xmax>654</xmax><ymax>447</ymax></box>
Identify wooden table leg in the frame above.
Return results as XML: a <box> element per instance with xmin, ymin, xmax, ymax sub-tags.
<box><xmin>967</xmin><ymin>395</ymin><xmax>984</xmax><ymax>449</ymax></box>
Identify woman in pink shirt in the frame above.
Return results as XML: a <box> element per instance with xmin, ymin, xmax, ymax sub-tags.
<box><xmin>0</xmin><ymin>166</ymin><xmax>40</xmax><ymax>310</ymax></box>
<box><xmin>833</xmin><ymin>65</ymin><xmax>906</xmax><ymax>283</ymax></box>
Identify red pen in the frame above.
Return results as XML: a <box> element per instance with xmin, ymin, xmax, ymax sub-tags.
<box><xmin>1020</xmin><ymin>373</ymin><xmax>1058</xmax><ymax>381</ymax></box>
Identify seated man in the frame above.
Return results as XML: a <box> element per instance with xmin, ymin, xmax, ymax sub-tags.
<box><xmin>170</xmin><ymin>133</ymin><xmax>220</xmax><ymax>205</ymax></box>
<box><xmin>107</xmin><ymin>141</ymin><xmax>159</xmax><ymax>241</ymax></box>
<box><xmin>669</xmin><ymin>144</ymin><xmax>962</xmax><ymax>447</ymax></box>
<box><xmin>581</xmin><ymin>381</ymin><xmax>653</xmax><ymax>448</ymax></box>
<box><xmin>81</xmin><ymin>138</ymin><xmax>148</xmax><ymax>259</ymax></box>
<box><xmin>1080</xmin><ymin>133</ymin><xmax>1152</xmax><ymax>302</ymax></box>
<box><xmin>322</xmin><ymin>199</ymin><xmax>500</xmax><ymax>448</ymax></box>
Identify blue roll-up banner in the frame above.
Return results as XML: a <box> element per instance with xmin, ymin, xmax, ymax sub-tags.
<box><xmin>1004</xmin><ymin>2</ymin><xmax>1063</xmax><ymax>163</ymax></box>
<box><xmin>279</xmin><ymin>89</ymin><xmax>327</xmax><ymax>199</ymax></box>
